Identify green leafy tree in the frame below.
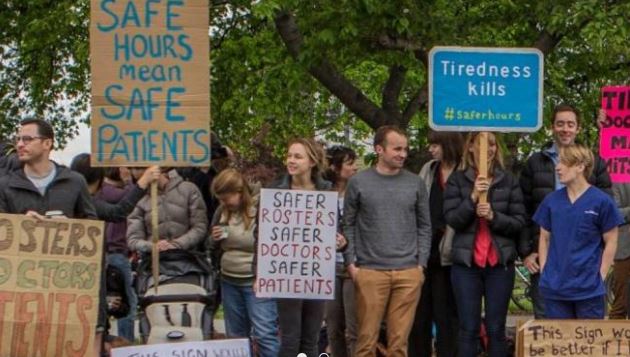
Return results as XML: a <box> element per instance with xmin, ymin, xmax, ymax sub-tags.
<box><xmin>2</xmin><ymin>0</ymin><xmax>630</xmax><ymax>162</ymax></box>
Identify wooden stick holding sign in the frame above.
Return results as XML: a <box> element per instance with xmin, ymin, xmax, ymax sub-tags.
<box><xmin>151</xmin><ymin>181</ymin><xmax>159</xmax><ymax>294</ymax></box>
<box><xmin>478</xmin><ymin>132</ymin><xmax>488</xmax><ymax>204</ymax></box>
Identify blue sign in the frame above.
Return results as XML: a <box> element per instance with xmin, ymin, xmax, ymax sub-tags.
<box><xmin>429</xmin><ymin>47</ymin><xmax>543</xmax><ymax>132</ymax></box>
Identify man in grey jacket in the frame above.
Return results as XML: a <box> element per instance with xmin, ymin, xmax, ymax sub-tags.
<box><xmin>344</xmin><ymin>126</ymin><xmax>432</xmax><ymax>357</ymax></box>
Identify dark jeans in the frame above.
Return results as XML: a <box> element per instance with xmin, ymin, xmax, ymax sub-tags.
<box><xmin>277</xmin><ymin>299</ymin><xmax>325</xmax><ymax>357</ymax></box>
<box><xmin>408</xmin><ymin>264</ymin><xmax>458</xmax><ymax>357</ymax></box>
<box><xmin>451</xmin><ymin>263</ymin><xmax>514</xmax><ymax>357</ymax></box>
<box><xmin>325</xmin><ymin>273</ymin><xmax>357</xmax><ymax>357</ymax></box>
<box><xmin>528</xmin><ymin>273</ymin><xmax>546</xmax><ymax>318</ymax></box>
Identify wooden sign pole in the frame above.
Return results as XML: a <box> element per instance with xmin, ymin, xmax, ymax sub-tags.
<box><xmin>478</xmin><ymin>132</ymin><xmax>488</xmax><ymax>204</ymax></box>
<box><xmin>151</xmin><ymin>181</ymin><xmax>159</xmax><ymax>294</ymax></box>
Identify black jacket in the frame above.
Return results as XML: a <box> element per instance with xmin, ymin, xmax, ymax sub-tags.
<box><xmin>0</xmin><ymin>163</ymin><xmax>97</xmax><ymax>218</ymax></box>
<box><xmin>444</xmin><ymin>167</ymin><xmax>526</xmax><ymax>267</ymax></box>
<box><xmin>518</xmin><ymin>143</ymin><xmax>612</xmax><ymax>256</ymax></box>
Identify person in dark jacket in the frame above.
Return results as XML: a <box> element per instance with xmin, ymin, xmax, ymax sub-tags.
<box><xmin>323</xmin><ymin>146</ymin><xmax>358</xmax><ymax>357</ymax></box>
<box><xmin>519</xmin><ymin>104</ymin><xmax>612</xmax><ymax>318</ymax></box>
<box><xmin>70</xmin><ymin>153</ymin><xmax>160</xmax><ymax>345</ymax></box>
<box><xmin>70</xmin><ymin>153</ymin><xmax>160</xmax><ymax>222</ymax></box>
<box><xmin>0</xmin><ymin>119</ymin><xmax>97</xmax><ymax>219</ymax></box>
<box><xmin>409</xmin><ymin>131</ymin><xmax>463</xmax><ymax>357</ymax></box>
<box><xmin>0</xmin><ymin>118</ymin><xmax>101</xmax><ymax>353</ymax></box>
<box><xmin>444</xmin><ymin>132</ymin><xmax>526</xmax><ymax>357</ymax></box>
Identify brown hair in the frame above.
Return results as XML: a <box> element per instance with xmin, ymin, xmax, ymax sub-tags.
<box><xmin>461</xmin><ymin>132</ymin><xmax>504</xmax><ymax>171</ymax></box>
<box><xmin>373</xmin><ymin>125</ymin><xmax>407</xmax><ymax>148</ymax></box>
<box><xmin>211</xmin><ymin>168</ymin><xmax>255</xmax><ymax>229</ymax></box>
<box><xmin>287</xmin><ymin>138</ymin><xmax>327</xmax><ymax>182</ymax></box>
<box><xmin>552</xmin><ymin>103</ymin><xmax>580</xmax><ymax>127</ymax></box>
<box><xmin>559</xmin><ymin>144</ymin><xmax>594</xmax><ymax>180</ymax></box>
<box><xmin>427</xmin><ymin>130</ymin><xmax>464</xmax><ymax>167</ymax></box>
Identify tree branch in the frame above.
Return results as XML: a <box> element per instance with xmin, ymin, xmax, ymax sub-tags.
<box><xmin>274</xmin><ymin>10</ymin><xmax>389</xmax><ymax>130</ymax></box>
<box><xmin>402</xmin><ymin>85</ymin><xmax>428</xmax><ymax>125</ymax></box>
<box><xmin>382</xmin><ymin>65</ymin><xmax>405</xmax><ymax>122</ymax></box>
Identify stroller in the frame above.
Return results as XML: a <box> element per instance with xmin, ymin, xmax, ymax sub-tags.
<box><xmin>135</xmin><ymin>249</ymin><xmax>218</xmax><ymax>344</ymax></box>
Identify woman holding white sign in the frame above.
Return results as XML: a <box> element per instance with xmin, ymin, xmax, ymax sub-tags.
<box><xmin>210</xmin><ymin>168</ymin><xmax>280</xmax><ymax>357</ymax></box>
<box><xmin>266</xmin><ymin>138</ymin><xmax>345</xmax><ymax>357</ymax></box>
<box><xmin>443</xmin><ymin>132</ymin><xmax>526</xmax><ymax>357</ymax></box>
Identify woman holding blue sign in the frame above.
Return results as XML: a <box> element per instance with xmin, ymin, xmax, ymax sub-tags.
<box><xmin>443</xmin><ymin>132</ymin><xmax>525</xmax><ymax>357</ymax></box>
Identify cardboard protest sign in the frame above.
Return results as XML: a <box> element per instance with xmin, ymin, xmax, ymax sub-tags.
<box><xmin>600</xmin><ymin>86</ymin><xmax>630</xmax><ymax>183</ymax></box>
<box><xmin>90</xmin><ymin>0</ymin><xmax>210</xmax><ymax>166</ymax></box>
<box><xmin>517</xmin><ymin>319</ymin><xmax>630</xmax><ymax>357</ymax></box>
<box><xmin>256</xmin><ymin>189</ymin><xmax>338</xmax><ymax>299</ymax></box>
<box><xmin>0</xmin><ymin>214</ymin><xmax>103</xmax><ymax>357</ymax></box>
<box><xmin>112</xmin><ymin>338</ymin><xmax>250</xmax><ymax>357</ymax></box>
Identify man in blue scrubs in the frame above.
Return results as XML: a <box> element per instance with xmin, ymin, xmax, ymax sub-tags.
<box><xmin>534</xmin><ymin>144</ymin><xmax>623</xmax><ymax>318</ymax></box>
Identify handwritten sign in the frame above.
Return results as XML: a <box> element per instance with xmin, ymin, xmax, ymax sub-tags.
<box><xmin>429</xmin><ymin>46</ymin><xmax>543</xmax><ymax>132</ymax></box>
<box><xmin>0</xmin><ymin>214</ymin><xmax>103</xmax><ymax>357</ymax></box>
<box><xmin>90</xmin><ymin>0</ymin><xmax>210</xmax><ymax>166</ymax></box>
<box><xmin>517</xmin><ymin>320</ymin><xmax>630</xmax><ymax>357</ymax></box>
<box><xmin>112</xmin><ymin>339</ymin><xmax>250</xmax><ymax>357</ymax></box>
<box><xmin>256</xmin><ymin>189</ymin><xmax>337</xmax><ymax>299</ymax></box>
<box><xmin>600</xmin><ymin>86</ymin><xmax>630</xmax><ymax>183</ymax></box>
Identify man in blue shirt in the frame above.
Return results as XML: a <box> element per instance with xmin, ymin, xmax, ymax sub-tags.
<box><xmin>534</xmin><ymin>144</ymin><xmax>623</xmax><ymax>318</ymax></box>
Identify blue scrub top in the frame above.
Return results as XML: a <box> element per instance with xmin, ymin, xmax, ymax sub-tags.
<box><xmin>533</xmin><ymin>186</ymin><xmax>623</xmax><ymax>300</ymax></box>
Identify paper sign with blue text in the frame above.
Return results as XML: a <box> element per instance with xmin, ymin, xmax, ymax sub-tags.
<box><xmin>429</xmin><ymin>46</ymin><xmax>543</xmax><ymax>132</ymax></box>
<box><xmin>90</xmin><ymin>0</ymin><xmax>210</xmax><ymax>166</ymax></box>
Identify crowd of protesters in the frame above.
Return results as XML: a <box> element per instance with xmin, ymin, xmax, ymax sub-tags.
<box><xmin>0</xmin><ymin>102</ymin><xmax>628</xmax><ymax>357</ymax></box>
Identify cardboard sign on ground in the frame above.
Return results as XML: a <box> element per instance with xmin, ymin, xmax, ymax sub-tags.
<box><xmin>517</xmin><ymin>319</ymin><xmax>630</xmax><ymax>357</ymax></box>
<box><xmin>0</xmin><ymin>214</ymin><xmax>104</xmax><ymax>357</ymax></box>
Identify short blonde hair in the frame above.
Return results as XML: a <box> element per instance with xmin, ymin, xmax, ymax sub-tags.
<box><xmin>559</xmin><ymin>144</ymin><xmax>594</xmax><ymax>179</ymax></box>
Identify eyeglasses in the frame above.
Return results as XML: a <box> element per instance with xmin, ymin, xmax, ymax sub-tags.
<box><xmin>14</xmin><ymin>135</ymin><xmax>46</xmax><ymax>144</ymax></box>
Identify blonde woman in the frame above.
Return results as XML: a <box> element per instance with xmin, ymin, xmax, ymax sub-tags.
<box><xmin>268</xmin><ymin>138</ymin><xmax>345</xmax><ymax>357</ymax></box>
<box><xmin>443</xmin><ymin>132</ymin><xmax>525</xmax><ymax>357</ymax></box>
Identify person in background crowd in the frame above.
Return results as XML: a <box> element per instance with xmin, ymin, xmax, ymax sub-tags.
<box><xmin>444</xmin><ymin>132</ymin><xmax>525</xmax><ymax>357</ymax></box>
<box><xmin>610</xmin><ymin>182</ymin><xmax>630</xmax><ymax>319</ymax></box>
<box><xmin>534</xmin><ymin>144</ymin><xmax>622</xmax><ymax>319</ymax></box>
<box><xmin>266</xmin><ymin>138</ymin><xmax>346</xmax><ymax>357</ymax></box>
<box><xmin>0</xmin><ymin>140</ymin><xmax>19</xmax><ymax>176</ymax></box>
<box><xmin>344</xmin><ymin>126</ymin><xmax>431</xmax><ymax>357</ymax></box>
<box><xmin>598</xmin><ymin>108</ymin><xmax>630</xmax><ymax>319</ymax></box>
<box><xmin>69</xmin><ymin>154</ymin><xmax>160</xmax><ymax>347</ymax></box>
<box><xmin>323</xmin><ymin>145</ymin><xmax>359</xmax><ymax>357</ymax></box>
<box><xmin>127</xmin><ymin>168</ymin><xmax>208</xmax><ymax>254</ymax></box>
<box><xmin>177</xmin><ymin>132</ymin><xmax>232</xmax><ymax>224</ymax></box>
<box><xmin>409</xmin><ymin>131</ymin><xmax>462</xmax><ymax>357</ymax></box>
<box><xmin>210</xmin><ymin>168</ymin><xmax>280</xmax><ymax>357</ymax></box>
<box><xmin>97</xmin><ymin>167</ymin><xmax>142</xmax><ymax>342</ymax></box>
<box><xmin>519</xmin><ymin>104</ymin><xmax>612</xmax><ymax>318</ymax></box>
